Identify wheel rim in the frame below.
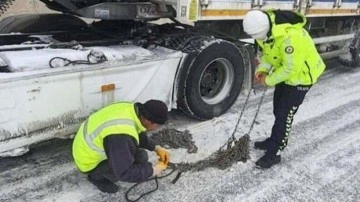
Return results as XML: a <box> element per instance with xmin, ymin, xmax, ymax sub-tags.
<box><xmin>198</xmin><ymin>58</ymin><xmax>235</xmax><ymax>105</ymax></box>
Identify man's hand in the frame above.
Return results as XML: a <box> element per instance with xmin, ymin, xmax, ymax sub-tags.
<box><xmin>152</xmin><ymin>161</ymin><xmax>167</xmax><ymax>176</ymax></box>
<box><xmin>255</xmin><ymin>72</ymin><xmax>268</xmax><ymax>86</ymax></box>
<box><xmin>155</xmin><ymin>146</ymin><xmax>170</xmax><ymax>165</ymax></box>
<box><xmin>259</xmin><ymin>74</ymin><xmax>267</xmax><ymax>86</ymax></box>
<box><xmin>255</xmin><ymin>72</ymin><xmax>266</xmax><ymax>82</ymax></box>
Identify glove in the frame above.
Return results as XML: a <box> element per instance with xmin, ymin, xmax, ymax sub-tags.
<box><xmin>155</xmin><ymin>146</ymin><xmax>170</xmax><ymax>165</ymax></box>
<box><xmin>152</xmin><ymin>161</ymin><xmax>167</xmax><ymax>176</ymax></box>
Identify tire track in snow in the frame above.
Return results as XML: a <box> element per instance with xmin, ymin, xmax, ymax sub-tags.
<box><xmin>251</xmin><ymin>108</ymin><xmax>360</xmax><ymax>202</ymax></box>
<box><xmin>0</xmin><ymin>139</ymin><xmax>77</xmax><ymax>201</ymax></box>
<box><xmin>225</xmin><ymin>91</ymin><xmax>360</xmax><ymax>201</ymax></box>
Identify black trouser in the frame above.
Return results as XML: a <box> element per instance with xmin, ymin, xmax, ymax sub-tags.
<box><xmin>88</xmin><ymin>149</ymin><xmax>148</xmax><ymax>182</ymax></box>
<box><xmin>267</xmin><ymin>83</ymin><xmax>311</xmax><ymax>155</ymax></box>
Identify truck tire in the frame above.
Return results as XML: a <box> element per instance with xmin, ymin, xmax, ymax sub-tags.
<box><xmin>338</xmin><ymin>32</ymin><xmax>360</xmax><ymax>68</ymax></box>
<box><xmin>0</xmin><ymin>13</ymin><xmax>87</xmax><ymax>33</ymax></box>
<box><xmin>177</xmin><ymin>39</ymin><xmax>245</xmax><ymax>120</ymax></box>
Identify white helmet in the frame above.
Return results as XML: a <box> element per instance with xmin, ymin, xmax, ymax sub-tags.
<box><xmin>243</xmin><ymin>10</ymin><xmax>270</xmax><ymax>40</ymax></box>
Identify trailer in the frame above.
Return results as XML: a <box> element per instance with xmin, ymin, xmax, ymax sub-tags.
<box><xmin>0</xmin><ymin>0</ymin><xmax>358</xmax><ymax>156</ymax></box>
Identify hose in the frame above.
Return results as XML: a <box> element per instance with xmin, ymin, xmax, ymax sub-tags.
<box><xmin>125</xmin><ymin>162</ymin><xmax>178</xmax><ymax>202</ymax></box>
<box><xmin>49</xmin><ymin>49</ymin><xmax>108</xmax><ymax>68</ymax></box>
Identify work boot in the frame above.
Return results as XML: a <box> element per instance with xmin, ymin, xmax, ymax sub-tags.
<box><xmin>255</xmin><ymin>153</ymin><xmax>281</xmax><ymax>169</ymax></box>
<box><xmin>254</xmin><ymin>138</ymin><xmax>270</xmax><ymax>150</ymax></box>
<box><xmin>87</xmin><ymin>175</ymin><xmax>119</xmax><ymax>193</ymax></box>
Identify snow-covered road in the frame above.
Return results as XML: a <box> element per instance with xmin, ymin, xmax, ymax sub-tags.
<box><xmin>1</xmin><ymin>60</ymin><xmax>359</xmax><ymax>202</ymax></box>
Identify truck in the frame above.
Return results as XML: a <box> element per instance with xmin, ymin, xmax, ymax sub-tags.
<box><xmin>0</xmin><ymin>0</ymin><xmax>358</xmax><ymax>156</ymax></box>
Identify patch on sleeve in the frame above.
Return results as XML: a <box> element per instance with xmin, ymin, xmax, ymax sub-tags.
<box><xmin>285</xmin><ymin>46</ymin><xmax>294</xmax><ymax>54</ymax></box>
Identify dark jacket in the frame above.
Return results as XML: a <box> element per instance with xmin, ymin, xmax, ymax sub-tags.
<box><xmin>104</xmin><ymin>132</ymin><xmax>155</xmax><ymax>182</ymax></box>
<box><xmin>103</xmin><ymin>103</ymin><xmax>156</xmax><ymax>182</ymax></box>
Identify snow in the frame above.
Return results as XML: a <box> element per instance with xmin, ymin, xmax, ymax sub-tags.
<box><xmin>0</xmin><ymin>60</ymin><xmax>360</xmax><ymax>201</ymax></box>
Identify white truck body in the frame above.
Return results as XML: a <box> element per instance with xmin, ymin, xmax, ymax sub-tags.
<box><xmin>0</xmin><ymin>44</ymin><xmax>183</xmax><ymax>155</ymax></box>
<box><xmin>173</xmin><ymin>0</ymin><xmax>360</xmax><ymax>60</ymax></box>
<box><xmin>172</xmin><ymin>0</ymin><xmax>359</xmax><ymax>21</ymax></box>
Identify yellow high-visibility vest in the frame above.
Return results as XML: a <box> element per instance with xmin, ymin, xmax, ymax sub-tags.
<box><xmin>72</xmin><ymin>102</ymin><xmax>146</xmax><ymax>172</ymax></box>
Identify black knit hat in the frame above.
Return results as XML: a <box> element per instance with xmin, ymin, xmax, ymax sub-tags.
<box><xmin>139</xmin><ymin>100</ymin><xmax>168</xmax><ymax>124</ymax></box>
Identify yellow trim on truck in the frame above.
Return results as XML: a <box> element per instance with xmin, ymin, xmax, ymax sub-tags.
<box><xmin>306</xmin><ymin>9</ymin><xmax>358</xmax><ymax>15</ymax></box>
<box><xmin>200</xmin><ymin>8</ymin><xmax>358</xmax><ymax>18</ymax></box>
<box><xmin>201</xmin><ymin>9</ymin><xmax>249</xmax><ymax>17</ymax></box>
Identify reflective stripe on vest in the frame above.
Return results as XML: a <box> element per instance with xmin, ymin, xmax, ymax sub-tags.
<box><xmin>82</xmin><ymin>118</ymin><xmax>136</xmax><ymax>156</ymax></box>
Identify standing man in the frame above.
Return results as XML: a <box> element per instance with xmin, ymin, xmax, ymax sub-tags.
<box><xmin>242</xmin><ymin>10</ymin><xmax>325</xmax><ymax>168</ymax></box>
<box><xmin>72</xmin><ymin>99</ymin><xmax>170</xmax><ymax>193</ymax></box>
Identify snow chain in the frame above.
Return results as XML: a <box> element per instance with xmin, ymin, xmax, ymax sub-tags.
<box><xmin>247</xmin><ymin>87</ymin><xmax>267</xmax><ymax>135</ymax></box>
<box><xmin>229</xmin><ymin>89</ymin><xmax>252</xmax><ymax>143</ymax></box>
<box><xmin>226</xmin><ymin>86</ymin><xmax>267</xmax><ymax>148</ymax></box>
